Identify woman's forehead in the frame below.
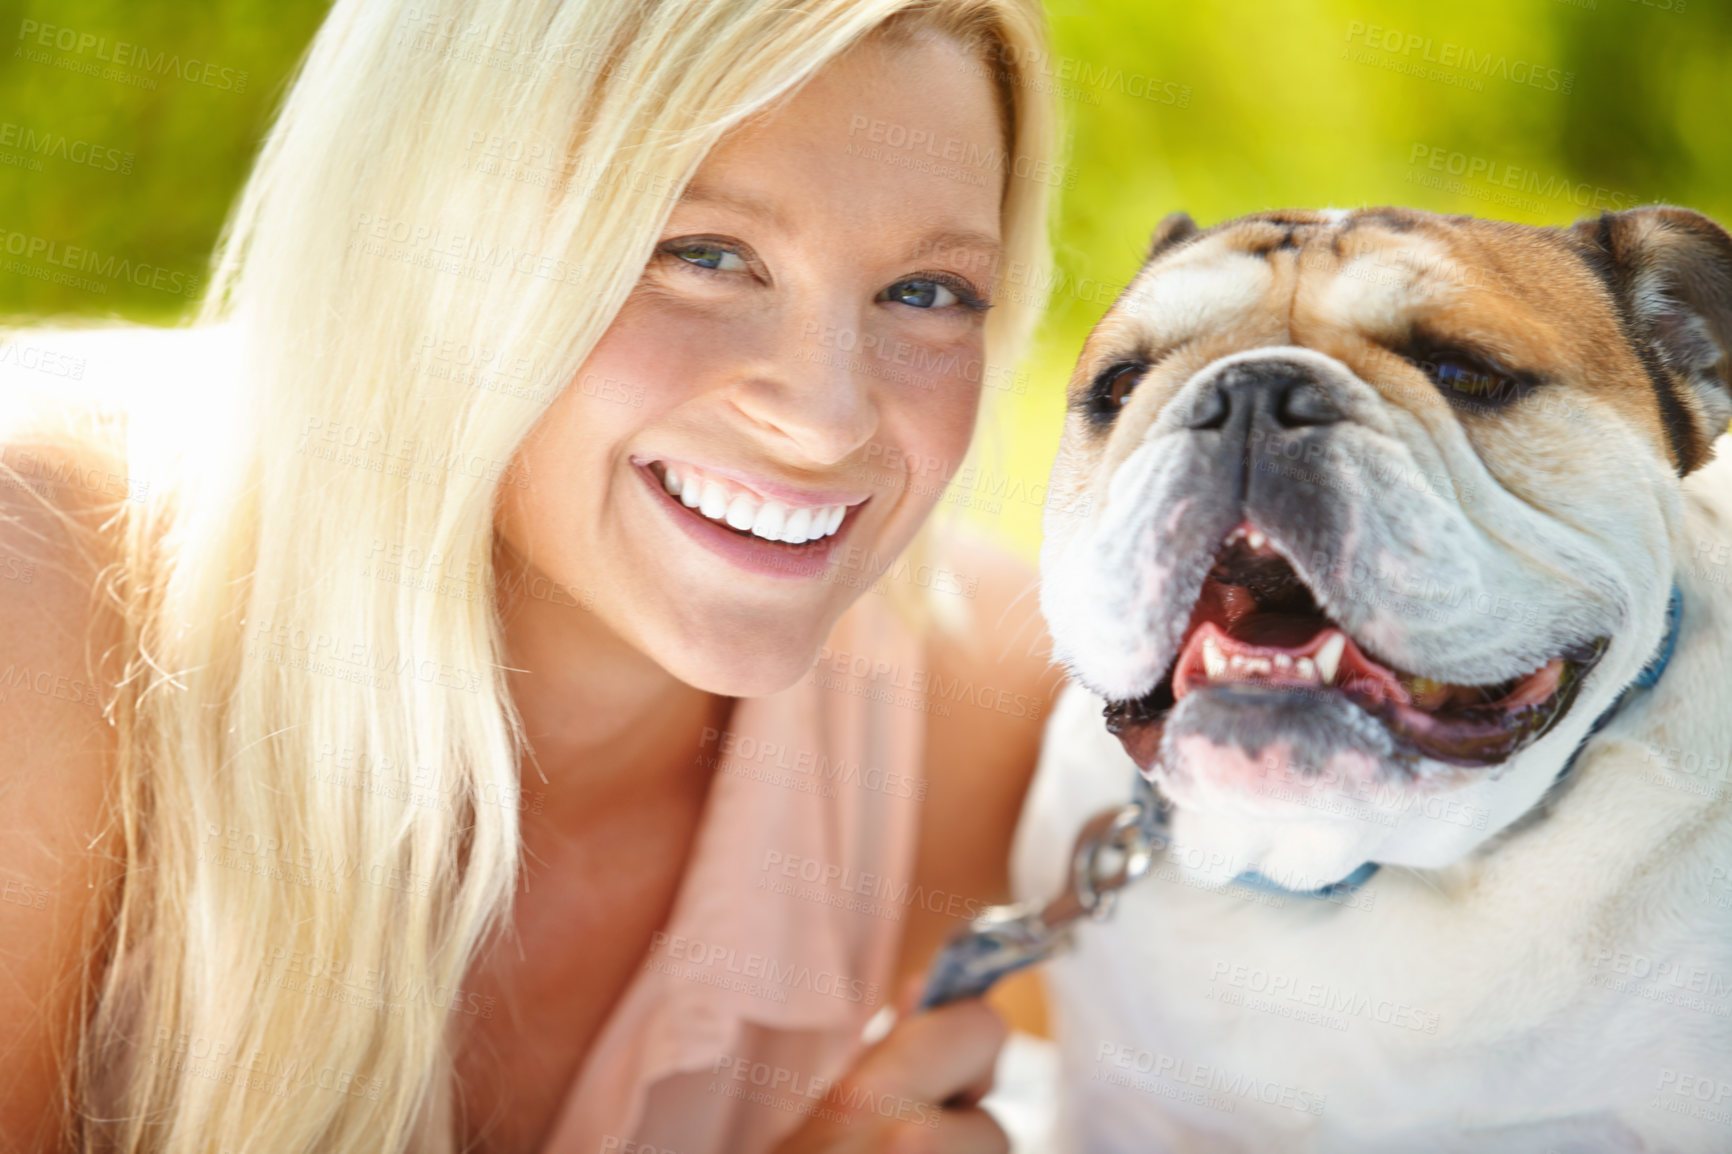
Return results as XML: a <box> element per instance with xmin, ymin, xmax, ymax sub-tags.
<box><xmin>676</xmin><ymin>35</ymin><xmax>1006</xmax><ymax>247</ymax></box>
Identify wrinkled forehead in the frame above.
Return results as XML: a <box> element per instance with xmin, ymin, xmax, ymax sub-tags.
<box><xmin>1097</xmin><ymin>209</ymin><xmax>1623</xmax><ymax>357</ymax></box>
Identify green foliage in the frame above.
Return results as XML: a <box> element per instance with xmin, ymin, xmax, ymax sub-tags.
<box><xmin>991</xmin><ymin>0</ymin><xmax>1732</xmax><ymax>553</ymax></box>
<box><xmin>1</xmin><ymin>0</ymin><xmax>1726</xmax><ymax>551</ymax></box>
<box><xmin>0</xmin><ymin>0</ymin><xmax>329</xmax><ymax>322</ymax></box>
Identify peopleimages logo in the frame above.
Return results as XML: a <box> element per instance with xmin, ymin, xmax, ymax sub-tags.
<box><xmin>16</xmin><ymin>20</ymin><xmax>249</xmax><ymax>92</ymax></box>
<box><xmin>0</xmin><ymin>226</ymin><xmax>199</xmax><ymax>297</ymax></box>
<box><xmin>0</xmin><ymin>121</ymin><xmax>133</xmax><ymax>174</ymax></box>
<box><xmin>1344</xmin><ymin>21</ymin><xmax>1574</xmax><ymax>94</ymax></box>
<box><xmin>1407</xmin><ymin>143</ymin><xmax>1640</xmax><ymax>212</ymax></box>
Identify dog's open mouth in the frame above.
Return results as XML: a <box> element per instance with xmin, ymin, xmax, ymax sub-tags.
<box><xmin>1104</xmin><ymin>525</ymin><xmax>1607</xmax><ymax>769</ymax></box>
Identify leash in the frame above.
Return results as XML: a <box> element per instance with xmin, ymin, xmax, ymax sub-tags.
<box><xmin>918</xmin><ymin>585</ymin><xmax>1684</xmax><ymax>1010</ymax></box>
<box><xmin>916</xmin><ymin>774</ymin><xmax>1166</xmax><ymax>1010</ymax></box>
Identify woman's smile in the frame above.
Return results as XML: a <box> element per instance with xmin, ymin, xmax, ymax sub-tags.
<box><xmin>632</xmin><ymin>455</ymin><xmax>870</xmax><ymax>579</ymax></box>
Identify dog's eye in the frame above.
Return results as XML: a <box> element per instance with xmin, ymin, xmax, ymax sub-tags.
<box><xmin>1087</xmin><ymin>362</ymin><xmax>1150</xmax><ymax>420</ymax></box>
<box><xmin>1428</xmin><ymin>355</ymin><xmax>1503</xmax><ymax>397</ymax></box>
<box><xmin>1405</xmin><ymin>344</ymin><xmax>1537</xmax><ymax>411</ymax></box>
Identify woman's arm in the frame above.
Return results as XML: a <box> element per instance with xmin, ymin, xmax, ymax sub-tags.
<box><xmin>896</xmin><ymin>532</ymin><xmax>1064</xmax><ymax>1008</ymax></box>
<box><xmin>0</xmin><ymin>442</ymin><xmax>125</xmax><ymax>1149</ymax></box>
<box><xmin>773</xmin><ymin>534</ymin><xmax>1057</xmax><ymax>1153</ymax></box>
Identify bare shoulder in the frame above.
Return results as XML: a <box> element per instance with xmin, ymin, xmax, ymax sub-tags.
<box><xmin>0</xmin><ymin>429</ymin><xmax>128</xmax><ymax>1148</ymax></box>
<box><xmin>896</xmin><ymin>529</ymin><xmax>1065</xmax><ymax>986</ymax></box>
<box><xmin>922</xmin><ymin>530</ymin><xmax>1061</xmax><ymax>754</ymax></box>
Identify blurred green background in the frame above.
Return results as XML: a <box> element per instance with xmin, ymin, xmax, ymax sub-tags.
<box><xmin>2</xmin><ymin>0</ymin><xmax>1728</xmax><ymax>557</ymax></box>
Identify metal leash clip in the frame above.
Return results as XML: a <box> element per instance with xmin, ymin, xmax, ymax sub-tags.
<box><xmin>917</xmin><ymin>783</ymin><xmax>1166</xmax><ymax>1011</ymax></box>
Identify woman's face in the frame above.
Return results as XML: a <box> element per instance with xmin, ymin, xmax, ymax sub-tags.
<box><xmin>497</xmin><ymin>32</ymin><xmax>1006</xmax><ymax>696</ymax></box>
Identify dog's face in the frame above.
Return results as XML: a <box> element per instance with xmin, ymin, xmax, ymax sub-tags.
<box><xmin>1042</xmin><ymin>206</ymin><xmax>1732</xmax><ymax>889</ymax></box>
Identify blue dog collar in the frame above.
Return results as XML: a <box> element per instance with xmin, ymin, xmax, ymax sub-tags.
<box><xmin>1630</xmin><ymin>584</ymin><xmax>1683</xmax><ymax>692</ymax></box>
<box><xmin>1232</xmin><ymin>860</ymin><xmax>1382</xmax><ymax>900</ymax></box>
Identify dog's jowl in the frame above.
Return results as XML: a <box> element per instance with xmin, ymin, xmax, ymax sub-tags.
<box><xmin>1019</xmin><ymin>206</ymin><xmax>1732</xmax><ymax>1152</ymax></box>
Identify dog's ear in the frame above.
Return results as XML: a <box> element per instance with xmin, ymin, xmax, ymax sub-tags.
<box><xmin>1572</xmin><ymin>205</ymin><xmax>1732</xmax><ymax>472</ymax></box>
<box><xmin>1147</xmin><ymin>212</ymin><xmax>1201</xmax><ymax>263</ymax></box>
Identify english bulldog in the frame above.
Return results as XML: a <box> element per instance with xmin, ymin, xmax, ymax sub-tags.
<box><xmin>1013</xmin><ymin>206</ymin><xmax>1732</xmax><ymax>1152</ymax></box>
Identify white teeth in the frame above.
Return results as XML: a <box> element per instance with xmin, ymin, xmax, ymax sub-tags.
<box><xmin>724</xmin><ymin>493</ymin><xmax>757</xmax><ymax>531</ymax></box>
<box><xmin>751</xmin><ymin>501</ymin><xmax>787</xmax><ymax>541</ymax></box>
<box><xmin>1297</xmin><ymin>657</ymin><xmax>1317</xmax><ymax>681</ymax></box>
<box><xmin>698</xmin><ymin>480</ymin><xmax>730</xmax><ymax>520</ymax></box>
<box><xmin>1274</xmin><ymin>654</ymin><xmax>1292</xmax><ymax>670</ymax></box>
<box><xmin>1248</xmin><ymin>530</ymin><xmax>1267</xmax><ymax>549</ymax></box>
<box><xmin>655</xmin><ymin>461</ymin><xmax>852</xmax><ymax>545</ymax></box>
<box><xmin>1315</xmin><ymin>633</ymin><xmax>1345</xmax><ymax>686</ymax></box>
<box><xmin>1202</xmin><ymin>636</ymin><xmax>1226</xmax><ymax>678</ymax></box>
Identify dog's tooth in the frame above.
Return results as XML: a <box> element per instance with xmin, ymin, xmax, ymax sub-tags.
<box><xmin>1297</xmin><ymin>657</ymin><xmax>1317</xmax><ymax>681</ymax></box>
<box><xmin>1248</xmin><ymin>530</ymin><xmax>1267</xmax><ymax>549</ymax></box>
<box><xmin>1274</xmin><ymin>654</ymin><xmax>1292</xmax><ymax>671</ymax></box>
<box><xmin>1202</xmin><ymin>636</ymin><xmax>1227</xmax><ymax>679</ymax></box>
<box><xmin>1316</xmin><ymin>633</ymin><xmax>1346</xmax><ymax>685</ymax></box>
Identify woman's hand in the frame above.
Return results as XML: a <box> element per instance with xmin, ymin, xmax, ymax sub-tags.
<box><xmin>771</xmin><ymin>987</ymin><xmax>1009</xmax><ymax>1154</ymax></box>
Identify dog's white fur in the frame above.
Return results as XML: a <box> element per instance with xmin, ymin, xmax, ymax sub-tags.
<box><xmin>1039</xmin><ymin>216</ymin><xmax>1691</xmax><ymax>890</ymax></box>
<box><xmin>1017</xmin><ymin>433</ymin><xmax>1732</xmax><ymax>1151</ymax></box>
<box><xmin>1018</xmin><ymin>205</ymin><xmax>1732</xmax><ymax>1149</ymax></box>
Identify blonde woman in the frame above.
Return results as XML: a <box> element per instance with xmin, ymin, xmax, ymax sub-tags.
<box><xmin>0</xmin><ymin>1</ymin><xmax>1062</xmax><ymax>1151</ymax></box>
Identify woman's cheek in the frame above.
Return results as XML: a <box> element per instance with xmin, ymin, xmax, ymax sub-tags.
<box><xmin>908</xmin><ymin>339</ymin><xmax>990</xmax><ymax>473</ymax></box>
<box><xmin>572</xmin><ymin>301</ymin><xmax>706</xmax><ymax>425</ymax></box>
<box><xmin>855</xmin><ymin>355</ymin><xmax>985</xmax><ymax>548</ymax></box>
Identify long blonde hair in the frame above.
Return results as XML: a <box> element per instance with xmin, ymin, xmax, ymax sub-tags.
<box><xmin>49</xmin><ymin>1</ymin><xmax>1056</xmax><ymax>1151</ymax></box>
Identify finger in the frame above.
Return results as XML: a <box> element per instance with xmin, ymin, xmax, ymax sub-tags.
<box><xmin>937</xmin><ymin>1047</ymin><xmax>997</xmax><ymax>1112</ymax></box>
<box><xmin>894</xmin><ymin>971</ymin><xmax>925</xmax><ymax>1016</ymax></box>
<box><xmin>887</xmin><ymin>1106</ymin><xmax>1009</xmax><ymax>1154</ymax></box>
<box><xmin>851</xmin><ymin>997</ymin><xmax>1007</xmax><ymax>1106</ymax></box>
<box><xmin>942</xmin><ymin>1059</ymin><xmax>996</xmax><ymax>1111</ymax></box>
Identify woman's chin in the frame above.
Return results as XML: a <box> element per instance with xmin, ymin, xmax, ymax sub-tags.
<box><xmin>643</xmin><ymin>614</ymin><xmax>839</xmax><ymax>700</ymax></box>
<box><xmin>662</xmin><ymin>646</ymin><xmax>821</xmax><ymax>700</ymax></box>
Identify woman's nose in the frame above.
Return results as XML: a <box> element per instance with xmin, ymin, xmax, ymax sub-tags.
<box><xmin>726</xmin><ymin>310</ymin><xmax>880</xmax><ymax>467</ymax></box>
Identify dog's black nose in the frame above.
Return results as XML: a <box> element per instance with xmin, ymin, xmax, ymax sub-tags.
<box><xmin>1182</xmin><ymin>361</ymin><xmax>1343</xmax><ymax>431</ymax></box>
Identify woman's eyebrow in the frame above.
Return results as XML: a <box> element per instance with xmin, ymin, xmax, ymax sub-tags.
<box><xmin>906</xmin><ymin>228</ymin><xmax>1003</xmax><ymax>267</ymax></box>
<box><xmin>675</xmin><ymin>183</ymin><xmax>790</xmax><ymax>232</ymax></box>
<box><xmin>673</xmin><ymin>185</ymin><xmax>1000</xmax><ymax>268</ymax></box>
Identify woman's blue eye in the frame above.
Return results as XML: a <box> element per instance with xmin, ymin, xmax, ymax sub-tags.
<box><xmin>884</xmin><ymin>279</ymin><xmax>962</xmax><ymax>310</ymax></box>
<box><xmin>668</xmin><ymin>242</ymin><xmax>747</xmax><ymax>272</ymax></box>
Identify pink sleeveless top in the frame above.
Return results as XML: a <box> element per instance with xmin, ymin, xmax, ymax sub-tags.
<box><xmin>539</xmin><ymin>593</ymin><xmax>928</xmax><ymax>1152</ymax></box>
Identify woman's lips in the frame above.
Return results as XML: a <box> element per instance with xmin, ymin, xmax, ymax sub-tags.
<box><xmin>646</xmin><ymin>459</ymin><xmax>854</xmax><ymax>546</ymax></box>
<box><xmin>635</xmin><ymin>461</ymin><xmax>864</xmax><ymax>580</ymax></box>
